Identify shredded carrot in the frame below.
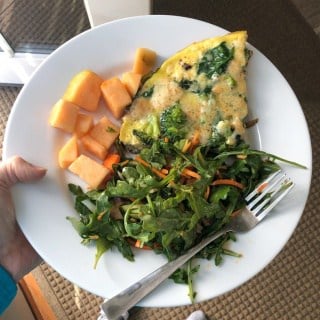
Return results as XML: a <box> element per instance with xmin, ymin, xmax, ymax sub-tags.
<box><xmin>135</xmin><ymin>156</ymin><xmax>167</xmax><ymax>179</ymax></box>
<box><xmin>204</xmin><ymin>186</ymin><xmax>210</xmax><ymax>200</ymax></box>
<box><xmin>97</xmin><ymin>211</ymin><xmax>106</xmax><ymax>221</ymax></box>
<box><xmin>231</xmin><ymin>209</ymin><xmax>242</xmax><ymax>217</ymax></box>
<box><xmin>152</xmin><ymin>168</ymin><xmax>167</xmax><ymax>179</ymax></box>
<box><xmin>103</xmin><ymin>153</ymin><xmax>121</xmax><ymax>171</ymax></box>
<box><xmin>236</xmin><ymin>154</ymin><xmax>247</xmax><ymax>160</ymax></box>
<box><xmin>182</xmin><ymin>140</ymin><xmax>192</xmax><ymax>153</ymax></box>
<box><xmin>211</xmin><ymin>179</ymin><xmax>244</xmax><ymax>190</ymax></box>
<box><xmin>137</xmin><ymin>242</ymin><xmax>152</xmax><ymax>250</ymax></box>
<box><xmin>164</xmin><ymin>137</ymin><xmax>169</xmax><ymax>143</ymax></box>
<box><xmin>191</xmin><ymin>130</ymin><xmax>200</xmax><ymax>146</ymax></box>
<box><xmin>161</xmin><ymin>168</ymin><xmax>169</xmax><ymax>175</ymax></box>
<box><xmin>88</xmin><ymin>235</ymin><xmax>99</xmax><ymax>240</ymax></box>
<box><xmin>127</xmin><ymin>239</ymin><xmax>152</xmax><ymax>250</ymax></box>
<box><xmin>257</xmin><ymin>182</ymin><xmax>268</xmax><ymax>193</ymax></box>
<box><xmin>181</xmin><ymin>168</ymin><xmax>201</xmax><ymax>180</ymax></box>
<box><xmin>134</xmin><ymin>155</ymin><xmax>149</xmax><ymax>167</ymax></box>
<box><xmin>134</xmin><ymin>239</ymin><xmax>141</xmax><ymax>248</ymax></box>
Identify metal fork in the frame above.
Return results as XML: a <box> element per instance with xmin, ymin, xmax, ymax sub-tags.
<box><xmin>101</xmin><ymin>170</ymin><xmax>294</xmax><ymax>320</ymax></box>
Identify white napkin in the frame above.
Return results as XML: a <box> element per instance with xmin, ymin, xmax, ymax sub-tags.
<box><xmin>97</xmin><ymin>308</ymin><xmax>207</xmax><ymax>320</ymax></box>
<box><xmin>97</xmin><ymin>310</ymin><xmax>129</xmax><ymax>320</ymax></box>
<box><xmin>185</xmin><ymin>310</ymin><xmax>207</xmax><ymax>320</ymax></box>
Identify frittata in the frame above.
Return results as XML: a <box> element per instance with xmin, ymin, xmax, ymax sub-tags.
<box><xmin>120</xmin><ymin>31</ymin><xmax>249</xmax><ymax>149</ymax></box>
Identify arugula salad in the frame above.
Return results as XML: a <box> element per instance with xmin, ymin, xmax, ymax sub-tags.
<box><xmin>67</xmin><ymin>104</ymin><xmax>302</xmax><ymax>301</ymax></box>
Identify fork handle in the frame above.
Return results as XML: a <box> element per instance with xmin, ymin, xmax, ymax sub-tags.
<box><xmin>101</xmin><ymin>227</ymin><xmax>230</xmax><ymax>320</ymax></box>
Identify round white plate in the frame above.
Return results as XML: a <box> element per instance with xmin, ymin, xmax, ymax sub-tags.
<box><xmin>3</xmin><ymin>15</ymin><xmax>312</xmax><ymax>307</ymax></box>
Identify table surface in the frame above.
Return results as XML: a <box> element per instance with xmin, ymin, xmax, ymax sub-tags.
<box><xmin>1</xmin><ymin>1</ymin><xmax>320</xmax><ymax>319</ymax></box>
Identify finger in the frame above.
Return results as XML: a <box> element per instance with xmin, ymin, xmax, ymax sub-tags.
<box><xmin>0</xmin><ymin>156</ymin><xmax>47</xmax><ymax>188</ymax></box>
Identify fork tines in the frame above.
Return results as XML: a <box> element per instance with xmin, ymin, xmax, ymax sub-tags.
<box><xmin>245</xmin><ymin>170</ymin><xmax>294</xmax><ymax>221</ymax></box>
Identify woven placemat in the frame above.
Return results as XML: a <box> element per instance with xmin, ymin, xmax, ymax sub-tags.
<box><xmin>1</xmin><ymin>0</ymin><xmax>320</xmax><ymax>319</ymax></box>
<box><xmin>0</xmin><ymin>86</ymin><xmax>19</xmax><ymax>157</ymax></box>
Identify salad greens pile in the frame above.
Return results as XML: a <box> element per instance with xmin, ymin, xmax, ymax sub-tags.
<box><xmin>67</xmin><ymin>105</ymin><xmax>303</xmax><ymax>302</ymax></box>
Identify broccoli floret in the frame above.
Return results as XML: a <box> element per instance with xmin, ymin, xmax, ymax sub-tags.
<box><xmin>121</xmin><ymin>114</ymin><xmax>160</xmax><ymax>152</ymax></box>
<box><xmin>160</xmin><ymin>103</ymin><xmax>187</xmax><ymax>142</ymax></box>
<box><xmin>133</xmin><ymin>130</ymin><xmax>154</xmax><ymax>146</ymax></box>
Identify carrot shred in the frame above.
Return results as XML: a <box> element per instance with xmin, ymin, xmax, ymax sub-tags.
<box><xmin>88</xmin><ymin>235</ymin><xmax>99</xmax><ymax>240</ymax></box>
<box><xmin>204</xmin><ymin>186</ymin><xmax>210</xmax><ymax>200</ymax></box>
<box><xmin>135</xmin><ymin>156</ymin><xmax>167</xmax><ymax>179</ymax></box>
<box><xmin>211</xmin><ymin>179</ymin><xmax>244</xmax><ymax>190</ymax></box>
<box><xmin>135</xmin><ymin>239</ymin><xmax>141</xmax><ymax>248</ymax></box>
<box><xmin>182</xmin><ymin>140</ymin><xmax>192</xmax><ymax>153</ymax></box>
<box><xmin>97</xmin><ymin>211</ymin><xmax>106</xmax><ymax>221</ymax></box>
<box><xmin>152</xmin><ymin>168</ymin><xmax>167</xmax><ymax>179</ymax></box>
<box><xmin>236</xmin><ymin>154</ymin><xmax>247</xmax><ymax>160</ymax></box>
<box><xmin>161</xmin><ymin>168</ymin><xmax>169</xmax><ymax>175</ymax></box>
<box><xmin>257</xmin><ymin>182</ymin><xmax>268</xmax><ymax>193</ymax></box>
<box><xmin>127</xmin><ymin>238</ymin><xmax>152</xmax><ymax>250</ymax></box>
<box><xmin>103</xmin><ymin>153</ymin><xmax>121</xmax><ymax>171</ymax></box>
<box><xmin>137</xmin><ymin>242</ymin><xmax>152</xmax><ymax>250</ymax></box>
<box><xmin>231</xmin><ymin>208</ymin><xmax>242</xmax><ymax>217</ymax></box>
<box><xmin>181</xmin><ymin>168</ymin><xmax>201</xmax><ymax>180</ymax></box>
<box><xmin>191</xmin><ymin>130</ymin><xmax>200</xmax><ymax>146</ymax></box>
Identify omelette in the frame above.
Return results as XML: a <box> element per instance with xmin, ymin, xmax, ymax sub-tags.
<box><xmin>120</xmin><ymin>31</ymin><xmax>249</xmax><ymax>149</ymax></box>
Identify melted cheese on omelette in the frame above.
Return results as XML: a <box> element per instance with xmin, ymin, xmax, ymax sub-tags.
<box><xmin>120</xmin><ymin>31</ymin><xmax>249</xmax><ymax>148</ymax></box>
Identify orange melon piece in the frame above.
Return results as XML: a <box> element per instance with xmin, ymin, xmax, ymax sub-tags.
<box><xmin>132</xmin><ymin>48</ymin><xmax>157</xmax><ymax>75</ymax></box>
<box><xmin>81</xmin><ymin>134</ymin><xmax>108</xmax><ymax>160</ymax></box>
<box><xmin>58</xmin><ymin>136</ymin><xmax>79</xmax><ymax>169</ymax></box>
<box><xmin>49</xmin><ymin>99</ymin><xmax>79</xmax><ymax>133</ymax></box>
<box><xmin>89</xmin><ymin>116</ymin><xmax>120</xmax><ymax>150</ymax></box>
<box><xmin>69</xmin><ymin>155</ymin><xmax>111</xmax><ymax>189</ymax></box>
<box><xmin>122</xmin><ymin>72</ymin><xmax>142</xmax><ymax>97</ymax></box>
<box><xmin>63</xmin><ymin>70</ymin><xmax>103</xmax><ymax>112</ymax></box>
<box><xmin>74</xmin><ymin>113</ymin><xmax>93</xmax><ymax>137</ymax></box>
<box><xmin>100</xmin><ymin>77</ymin><xmax>132</xmax><ymax>119</ymax></box>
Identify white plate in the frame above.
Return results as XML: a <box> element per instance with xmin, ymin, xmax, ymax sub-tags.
<box><xmin>3</xmin><ymin>15</ymin><xmax>312</xmax><ymax>307</ymax></box>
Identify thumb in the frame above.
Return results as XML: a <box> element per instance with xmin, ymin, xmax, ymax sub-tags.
<box><xmin>0</xmin><ymin>156</ymin><xmax>47</xmax><ymax>188</ymax></box>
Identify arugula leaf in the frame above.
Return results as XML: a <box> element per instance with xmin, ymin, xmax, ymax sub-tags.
<box><xmin>94</xmin><ymin>238</ymin><xmax>112</xmax><ymax>269</ymax></box>
<box><xmin>169</xmin><ymin>260</ymin><xmax>200</xmax><ymax>303</ymax></box>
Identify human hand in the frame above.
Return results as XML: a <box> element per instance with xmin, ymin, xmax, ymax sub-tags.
<box><xmin>0</xmin><ymin>156</ymin><xmax>46</xmax><ymax>281</ymax></box>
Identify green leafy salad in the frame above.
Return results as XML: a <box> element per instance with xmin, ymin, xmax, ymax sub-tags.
<box><xmin>67</xmin><ymin>103</ymin><xmax>303</xmax><ymax>302</ymax></box>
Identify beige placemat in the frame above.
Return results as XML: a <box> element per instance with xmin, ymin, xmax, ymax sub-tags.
<box><xmin>1</xmin><ymin>0</ymin><xmax>320</xmax><ymax>319</ymax></box>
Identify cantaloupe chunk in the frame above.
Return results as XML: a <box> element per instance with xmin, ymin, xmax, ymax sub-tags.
<box><xmin>58</xmin><ymin>135</ymin><xmax>79</xmax><ymax>169</ymax></box>
<box><xmin>132</xmin><ymin>48</ymin><xmax>157</xmax><ymax>75</ymax></box>
<box><xmin>69</xmin><ymin>155</ymin><xmax>111</xmax><ymax>189</ymax></box>
<box><xmin>63</xmin><ymin>70</ymin><xmax>103</xmax><ymax>112</ymax></box>
<box><xmin>121</xmin><ymin>72</ymin><xmax>142</xmax><ymax>97</ymax></box>
<box><xmin>81</xmin><ymin>134</ymin><xmax>108</xmax><ymax>160</ymax></box>
<box><xmin>89</xmin><ymin>116</ymin><xmax>120</xmax><ymax>150</ymax></box>
<box><xmin>74</xmin><ymin>113</ymin><xmax>93</xmax><ymax>137</ymax></box>
<box><xmin>100</xmin><ymin>77</ymin><xmax>132</xmax><ymax>119</ymax></box>
<box><xmin>49</xmin><ymin>99</ymin><xmax>79</xmax><ymax>133</ymax></box>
